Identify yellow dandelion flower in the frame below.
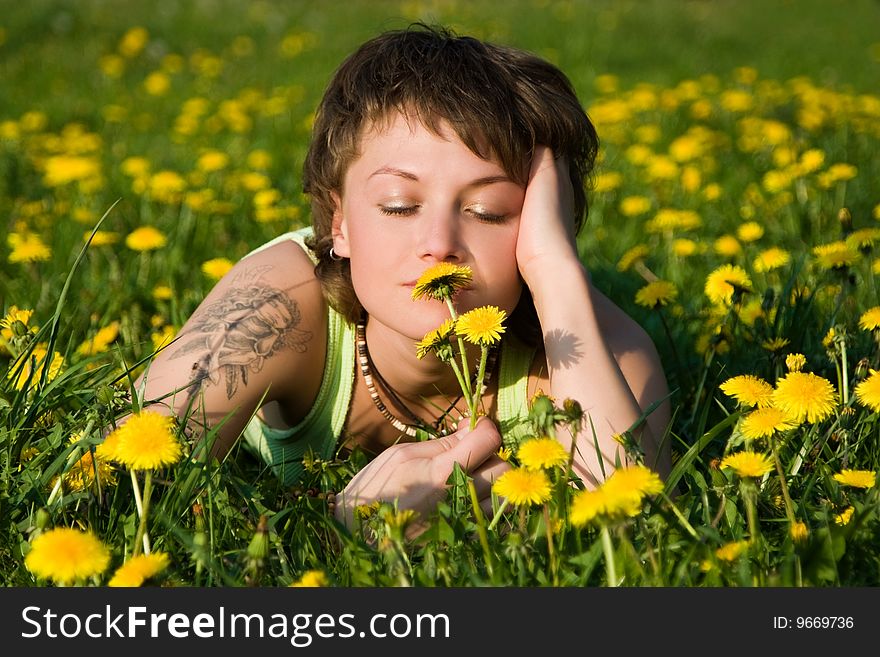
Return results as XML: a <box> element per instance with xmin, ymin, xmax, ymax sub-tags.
<box><xmin>616</xmin><ymin>244</ymin><xmax>650</xmax><ymax>272</ymax></box>
<box><xmin>1</xmin><ymin>306</ymin><xmax>35</xmax><ymax>349</ymax></box>
<box><xmin>25</xmin><ymin>527</ymin><xmax>111</xmax><ymax>585</ymax></box>
<box><xmin>201</xmin><ymin>257</ymin><xmax>234</xmax><ymax>281</ymax></box>
<box><xmin>456</xmin><ymin>306</ymin><xmax>506</xmax><ymax>346</ymax></box>
<box><xmin>100</xmin><ymin>410</ymin><xmax>182</xmax><ymax>470</ymax></box>
<box><xmin>61</xmin><ymin>449</ymin><xmax>117</xmax><ymax>492</ymax></box>
<box><xmin>382</xmin><ymin>508</ymin><xmax>419</xmax><ymax>533</ymax></box>
<box><xmin>832</xmin><ymin>469</ymin><xmax>876</xmax><ymax>489</ymax></box>
<box><xmin>720</xmin><ymin>450</ymin><xmax>774</xmax><ymax>478</ymax></box>
<box><xmin>108</xmin><ymin>552</ymin><xmax>169</xmax><ymax>587</ymax></box>
<box><xmin>143</xmin><ymin>71</ymin><xmax>170</xmax><ymax>96</ymax></box>
<box><xmin>740</xmin><ymin>407</ymin><xmax>798</xmax><ymax>439</ymax></box>
<box><xmin>76</xmin><ymin>322</ymin><xmax>120</xmax><ymax>357</ymax></box>
<box><xmin>845</xmin><ymin>227</ymin><xmax>880</xmax><ymax>251</ymax></box>
<box><xmin>785</xmin><ymin>353</ymin><xmax>806</xmax><ymax>372</ymax></box>
<box><xmin>593</xmin><ymin>171</ymin><xmax>623</xmax><ymax>192</ymax></box>
<box><xmin>7</xmin><ymin>345</ymin><xmax>64</xmax><ymax>390</ymax></box>
<box><xmin>125</xmin><ymin>226</ymin><xmax>167</xmax><ymax>252</ymax></box>
<box><xmin>737</xmin><ymin>221</ymin><xmax>764</xmax><ymax>243</ymax></box>
<box><xmin>772</xmin><ymin>372</ymin><xmax>836</xmax><ymax>424</ymax></box>
<box><xmin>720</xmin><ymin>375</ymin><xmax>774</xmax><ymax>408</ymax></box>
<box><xmin>411</xmin><ymin>263</ymin><xmax>473</xmax><ymax>301</ymax></box>
<box><xmin>704</xmin><ymin>264</ymin><xmax>752</xmax><ymax>305</ymax></box>
<box><xmin>516</xmin><ymin>437</ymin><xmax>569</xmax><ymax>470</ymax></box>
<box><xmin>119</xmin><ymin>26</ymin><xmax>149</xmax><ymax>58</ymax></box>
<box><xmin>762</xmin><ymin>337</ymin><xmax>790</xmax><ymax>352</ymax></box>
<box><xmin>148</xmin><ymin>170</ymin><xmax>187</xmax><ymax>202</ymax></box>
<box><xmin>858</xmin><ymin>307</ymin><xmax>880</xmax><ymax>331</ymax></box>
<box><xmin>86</xmin><ymin>230</ymin><xmax>120</xmax><ymax>247</ymax></box>
<box><xmin>790</xmin><ymin>521</ymin><xmax>809</xmax><ymax>543</ymax></box>
<box><xmin>672</xmin><ymin>238</ymin><xmax>699</xmax><ymax>257</ymax></box>
<box><xmin>415</xmin><ymin>318</ymin><xmax>455</xmax><ymax>360</ymax></box>
<box><xmin>152</xmin><ymin>285</ymin><xmax>173</xmax><ymax>301</ymax></box>
<box><xmin>753</xmin><ymin>247</ymin><xmax>791</xmax><ymax>273</ymax></box>
<box><xmin>826</xmin><ymin>163</ymin><xmax>857</xmax><ymax>182</ymax></box>
<box><xmin>715</xmin><ymin>540</ymin><xmax>749</xmax><ymax>562</ymax></box>
<box><xmin>290</xmin><ymin>570</ymin><xmax>328</xmax><ymax>587</ymax></box>
<box><xmin>822</xmin><ymin>327</ymin><xmax>836</xmax><ymax>349</ymax></box>
<box><xmin>834</xmin><ymin>506</ymin><xmax>854</xmax><ymax>526</ymax></box>
<box><xmin>569</xmin><ymin>488</ymin><xmax>611</xmax><ymax>526</ymax></box>
<box><xmin>492</xmin><ymin>468</ymin><xmax>552</xmax><ymax>506</ymax></box>
<box><xmin>812</xmin><ymin>241</ymin><xmax>859</xmax><ymax>270</ymax></box>
<box><xmin>619</xmin><ymin>196</ymin><xmax>652</xmax><ymax>217</ymax></box>
<box><xmin>855</xmin><ymin>370</ymin><xmax>880</xmax><ymax>412</ymax></box>
<box><xmin>196</xmin><ymin>150</ymin><xmax>229</xmax><ymax>173</ymax></box>
<box><xmin>737</xmin><ymin>299</ymin><xmax>764</xmax><ymax>327</ymax></box>
<box><xmin>604</xmin><ymin>464</ymin><xmax>664</xmax><ymax>498</ymax></box>
<box><xmin>634</xmin><ymin>280</ymin><xmax>678</xmax><ymax>309</ymax></box>
<box><xmin>496</xmin><ymin>446</ymin><xmax>513</xmax><ymax>462</ymax></box>
<box><xmin>151</xmin><ymin>325</ymin><xmax>177</xmax><ymax>352</ymax></box>
<box><xmin>121</xmin><ymin>156</ymin><xmax>151</xmax><ymax>177</ymax></box>
<box><xmin>714</xmin><ymin>234</ymin><xmax>742</xmax><ymax>257</ymax></box>
<box><xmin>8</xmin><ymin>232</ymin><xmax>52</xmax><ymax>263</ymax></box>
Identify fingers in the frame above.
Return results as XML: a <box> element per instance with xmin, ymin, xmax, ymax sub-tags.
<box><xmin>431</xmin><ymin>417</ymin><xmax>502</xmax><ymax>476</ymax></box>
<box><xmin>470</xmin><ymin>454</ymin><xmax>511</xmax><ymax>499</ymax></box>
<box><xmin>528</xmin><ymin>144</ymin><xmax>555</xmax><ymax>179</ymax></box>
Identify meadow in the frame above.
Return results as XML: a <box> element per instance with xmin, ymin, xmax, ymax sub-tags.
<box><xmin>2</xmin><ymin>0</ymin><xmax>880</xmax><ymax>587</ymax></box>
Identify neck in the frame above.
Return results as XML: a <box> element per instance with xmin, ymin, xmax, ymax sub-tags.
<box><xmin>364</xmin><ymin>316</ymin><xmax>471</xmax><ymax>403</ymax></box>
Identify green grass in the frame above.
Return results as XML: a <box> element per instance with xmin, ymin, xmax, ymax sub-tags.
<box><xmin>2</xmin><ymin>0</ymin><xmax>880</xmax><ymax>587</ymax></box>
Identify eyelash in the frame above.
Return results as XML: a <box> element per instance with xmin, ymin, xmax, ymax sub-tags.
<box><xmin>378</xmin><ymin>205</ymin><xmax>508</xmax><ymax>224</ymax></box>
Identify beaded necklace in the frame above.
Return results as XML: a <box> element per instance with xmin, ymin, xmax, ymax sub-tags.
<box><xmin>355</xmin><ymin>319</ymin><xmax>498</xmax><ymax>438</ymax></box>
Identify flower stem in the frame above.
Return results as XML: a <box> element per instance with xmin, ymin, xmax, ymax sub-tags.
<box><xmin>770</xmin><ymin>440</ymin><xmax>796</xmax><ymax>525</ymax></box>
<box><xmin>543</xmin><ymin>503</ymin><xmax>558</xmax><ymax>586</ymax></box>
<box><xmin>487</xmin><ymin>498</ymin><xmax>509</xmax><ymax>531</ymax></box>
<box><xmin>469</xmin><ymin>346</ymin><xmax>489</xmax><ymax>431</ymax></box>
<box><xmin>467</xmin><ymin>480</ymin><xmax>495</xmax><ymax>580</ymax></box>
<box><xmin>601</xmin><ymin>523</ymin><xmax>619</xmax><ymax>587</ymax></box>
<box><xmin>132</xmin><ymin>470</ymin><xmax>153</xmax><ymax>556</ymax></box>
<box><xmin>741</xmin><ymin>479</ymin><xmax>760</xmax><ymax>543</ymax></box>
<box><xmin>445</xmin><ymin>298</ymin><xmax>472</xmax><ymax>400</ymax></box>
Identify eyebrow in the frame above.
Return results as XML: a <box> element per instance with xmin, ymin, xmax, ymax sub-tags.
<box><xmin>368</xmin><ymin>166</ymin><xmax>514</xmax><ymax>188</ymax></box>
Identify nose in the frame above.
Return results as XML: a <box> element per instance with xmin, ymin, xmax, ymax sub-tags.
<box><xmin>417</xmin><ymin>207</ymin><xmax>466</xmax><ymax>263</ymax></box>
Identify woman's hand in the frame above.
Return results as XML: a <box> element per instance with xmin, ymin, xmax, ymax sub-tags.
<box><xmin>334</xmin><ymin>418</ymin><xmax>509</xmax><ymax>535</ymax></box>
<box><xmin>515</xmin><ymin>145</ymin><xmax>580</xmax><ymax>286</ymax></box>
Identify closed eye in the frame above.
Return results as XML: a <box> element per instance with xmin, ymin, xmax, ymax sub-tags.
<box><xmin>468</xmin><ymin>209</ymin><xmax>508</xmax><ymax>224</ymax></box>
<box><xmin>379</xmin><ymin>204</ymin><xmax>420</xmax><ymax>217</ymax></box>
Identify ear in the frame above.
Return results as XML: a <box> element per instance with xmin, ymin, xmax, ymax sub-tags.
<box><xmin>330</xmin><ymin>191</ymin><xmax>351</xmax><ymax>258</ymax></box>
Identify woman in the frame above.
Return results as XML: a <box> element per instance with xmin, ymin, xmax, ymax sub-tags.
<box><xmin>129</xmin><ymin>24</ymin><xmax>671</xmax><ymax>530</ymax></box>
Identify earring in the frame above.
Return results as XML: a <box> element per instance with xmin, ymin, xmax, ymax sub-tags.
<box><xmin>329</xmin><ymin>247</ymin><xmax>343</xmax><ymax>261</ymax></box>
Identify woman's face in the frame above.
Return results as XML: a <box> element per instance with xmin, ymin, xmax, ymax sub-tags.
<box><xmin>332</xmin><ymin>112</ymin><xmax>525</xmax><ymax>341</ymax></box>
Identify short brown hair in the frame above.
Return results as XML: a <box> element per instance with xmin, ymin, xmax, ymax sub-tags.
<box><xmin>304</xmin><ymin>23</ymin><xmax>599</xmax><ymax>339</ymax></box>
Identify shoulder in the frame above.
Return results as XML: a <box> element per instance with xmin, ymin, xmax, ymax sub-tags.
<box><xmin>188</xmin><ymin>234</ymin><xmax>329</xmax><ymax>401</ymax></box>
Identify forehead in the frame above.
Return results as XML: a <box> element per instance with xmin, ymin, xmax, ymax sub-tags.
<box><xmin>349</xmin><ymin>110</ymin><xmax>515</xmax><ymax>178</ymax></box>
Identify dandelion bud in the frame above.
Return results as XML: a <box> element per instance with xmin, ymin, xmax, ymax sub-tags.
<box><xmin>856</xmin><ymin>357</ymin><xmax>870</xmax><ymax>380</ymax></box>
<box><xmin>96</xmin><ymin>385</ymin><xmax>117</xmax><ymax>406</ymax></box>
<box><xmin>246</xmin><ymin>515</ymin><xmax>269</xmax><ymax>562</ymax></box>
<box><xmin>528</xmin><ymin>392</ymin><xmax>556</xmax><ymax>434</ymax></box>
<box><xmin>10</xmin><ymin>319</ymin><xmax>28</xmax><ymax>338</ymax></box>
<box><xmin>563</xmin><ymin>398</ymin><xmax>584</xmax><ymax>424</ymax></box>
<box><xmin>838</xmin><ymin>207</ymin><xmax>852</xmax><ymax>233</ymax></box>
<box><xmin>35</xmin><ymin>508</ymin><xmax>51</xmax><ymax>530</ymax></box>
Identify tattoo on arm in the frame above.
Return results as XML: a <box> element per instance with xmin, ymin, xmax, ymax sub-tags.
<box><xmin>169</xmin><ymin>265</ymin><xmax>313</xmax><ymax>400</ymax></box>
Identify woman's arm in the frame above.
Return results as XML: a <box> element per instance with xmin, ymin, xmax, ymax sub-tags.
<box><xmin>517</xmin><ymin>147</ymin><xmax>671</xmax><ymax>486</ymax></box>
<box><xmin>117</xmin><ymin>240</ymin><xmax>328</xmax><ymax>461</ymax></box>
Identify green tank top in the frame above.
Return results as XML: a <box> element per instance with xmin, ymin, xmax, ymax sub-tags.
<box><xmin>240</xmin><ymin>227</ymin><xmax>535</xmax><ymax>487</ymax></box>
